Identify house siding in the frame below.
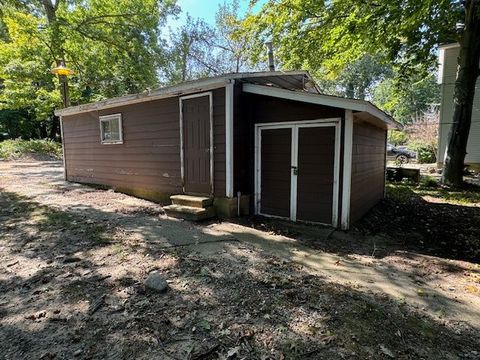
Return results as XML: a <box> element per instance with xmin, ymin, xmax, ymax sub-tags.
<box><xmin>212</xmin><ymin>88</ymin><xmax>226</xmax><ymax>197</ymax></box>
<box><xmin>246</xmin><ymin>93</ymin><xmax>344</xmax><ymax>124</ymax></box>
<box><xmin>350</xmin><ymin>120</ymin><xmax>387</xmax><ymax>223</ymax></box>
<box><xmin>234</xmin><ymin>91</ymin><xmax>344</xmax><ymax>214</ymax></box>
<box><xmin>438</xmin><ymin>45</ymin><xmax>480</xmax><ymax>166</ymax></box>
<box><xmin>62</xmin><ymin>88</ymin><xmax>226</xmax><ymax>202</ymax></box>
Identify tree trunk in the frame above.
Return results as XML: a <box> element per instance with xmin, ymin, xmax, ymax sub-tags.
<box><xmin>346</xmin><ymin>82</ymin><xmax>354</xmax><ymax>98</ymax></box>
<box><xmin>49</xmin><ymin>116</ymin><xmax>59</xmax><ymax>140</ymax></box>
<box><xmin>39</xmin><ymin>122</ymin><xmax>48</xmax><ymax>139</ymax></box>
<box><xmin>442</xmin><ymin>0</ymin><xmax>480</xmax><ymax>187</ymax></box>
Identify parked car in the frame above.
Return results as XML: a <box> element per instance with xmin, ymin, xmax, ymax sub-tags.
<box><xmin>387</xmin><ymin>143</ymin><xmax>416</xmax><ymax>164</ymax></box>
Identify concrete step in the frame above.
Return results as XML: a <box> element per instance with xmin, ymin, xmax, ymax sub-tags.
<box><xmin>164</xmin><ymin>204</ymin><xmax>216</xmax><ymax>221</ymax></box>
<box><xmin>170</xmin><ymin>194</ymin><xmax>213</xmax><ymax>208</ymax></box>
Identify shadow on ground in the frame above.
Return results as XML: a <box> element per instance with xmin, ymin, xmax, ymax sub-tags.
<box><xmin>1</xmin><ymin>189</ymin><xmax>479</xmax><ymax>359</ymax></box>
<box><xmin>229</xmin><ymin>183</ymin><xmax>480</xmax><ymax>264</ymax></box>
<box><xmin>356</xmin><ymin>184</ymin><xmax>480</xmax><ymax>262</ymax></box>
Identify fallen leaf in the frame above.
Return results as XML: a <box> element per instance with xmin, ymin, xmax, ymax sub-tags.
<box><xmin>226</xmin><ymin>346</ymin><xmax>241</xmax><ymax>358</ymax></box>
<box><xmin>380</xmin><ymin>345</ymin><xmax>395</xmax><ymax>358</ymax></box>
<box><xmin>465</xmin><ymin>285</ymin><xmax>479</xmax><ymax>294</ymax></box>
<box><xmin>200</xmin><ymin>266</ymin><xmax>210</xmax><ymax>276</ymax></box>
<box><xmin>198</xmin><ymin>319</ymin><xmax>211</xmax><ymax>330</ymax></box>
<box><xmin>417</xmin><ymin>289</ymin><xmax>428</xmax><ymax>297</ymax></box>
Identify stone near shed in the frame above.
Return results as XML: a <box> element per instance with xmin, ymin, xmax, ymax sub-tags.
<box><xmin>145</xmin><ymin>271</ymin><xmax>168</xmax><ymax>293</ymax></box>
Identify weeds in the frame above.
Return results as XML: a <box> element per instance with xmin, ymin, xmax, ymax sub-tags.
<box><xmin>387</xmin><ymin>181</ymin><xmax>480</xmax><ymax>206</ymax></box>
<box><xmin>0</xmin><ymin>138</ymin><xmax>62</xmax><ymax>160</ymax></box>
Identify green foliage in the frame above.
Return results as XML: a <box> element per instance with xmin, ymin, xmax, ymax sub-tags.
<box><xmin>387</xmin><ymin>182</ymin><xmax>480</xmax><ymax>206</ymax></box>
<box><xmin>312</xmin><ymin>54</ymin><xmax>393</xmax><ymax>99</ymax></box>
<box><xmin>0</xmin><ymin>109</ymin><xmax>36</xmax><ymax>138</ymax></box>
<box><xmin>0</xmin><ymin>0</ymin><xmax>177</xmax><ymax>137</ymax></box>
<box><xmin>0</xmin><ymin>138</ymin><xmax>62</xmax><ymax>159</ymax></box>
<box><xmin>239</xmin><ymin>1</ymin><xmax>445</xmax><ymax>125</ymax></box>
<box><xmin>161</xmin><ymin>0</ymin><xmax>255</xmax><ymax>84</ymax></box>
<box><xmin>372</xmin><ymin>74</ymin><xmax>441</xmax><ymax>124</ymax></box>
<box><xmin>241</xmin><ymin>1</ymin><xmax>459</xmax><ymax>78</ymax></box>
<box><xmin>420</xmin><ymin>176</ymin><xmax>439</xmax><ymax>188</ymax></box>
<box><xmin>162</xmin><ymin>15</ymin><xmax>217</xmax><ymax>83</ymax></box>
<box><xmin>388</xmin><ymin>130</ymin><xmax>408</xmax><ymax>146</ymax></box>
<box><xmin>409</xmin><ymin>141</ymin><xmax>437</xmax><ymax>164</ymax></box>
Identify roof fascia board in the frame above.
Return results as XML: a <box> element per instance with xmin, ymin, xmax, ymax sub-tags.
<box><xmin>243</xmin><ymin>83</ymin><xmax>367</xmax><ymax>112</ymax></box>
<box><xmin>242</xmin><ymin>83</ymin><xmax>401</xmax><ymax>129</ymax></box>
<box><xmin>230</xmin><ymin>70</ymin><xmax>308</xmax><ymax>80</ymax></box>
<box><xmin>55</xmin><ymin>71</ymin><xmax>310</xmax><ymax>117</ymax></box>
<box><xmin>438</xmin><ymin>43</ymin><xmax>459</xmax><ymax>50</ymax></box>
<box><xmin>56</xmin><ymin>78</ymin><xmax>228</xmax><ymax>117</ymax></box>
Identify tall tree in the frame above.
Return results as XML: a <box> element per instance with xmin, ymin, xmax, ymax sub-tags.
<box><xmin>162</xmin><ymin>0</ymin><xmax>255</xmax><ymax>84</ymax></box>
<box><xmin>314</xmin><ymin>54</ymin><xmax>392</xmax><ymax>100</ymax></box>
<box><xmin>162</xmin><ymin>15</ymin><xmax>219</xmax><ymax>84</ymax></box>
<box><xmin>373</xmin><ymin>73</ymin><xmax>441</xmax><ymax>124</ymax></box>
<box><xmin>241</xmin><ymin>0</ymin><xmax>478</xmax><ymax>186</ymax></box>
<box><xmin>0</xmin><ymin>0</ymin><xmax>177</xmax><ymax>139</ymax></box>
<box><xmin>210</xmin><ymin>0</ymin><xmax>253</xmax><ymax>73</ymax></box>
<box><xmin>442</xmin><ymin>1</ymin><xmax>480</xmax><ymax>185</ymax></box>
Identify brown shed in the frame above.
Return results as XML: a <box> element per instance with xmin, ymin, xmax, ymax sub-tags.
<box><xmin>56</xmin><ymin>71</ymin><xmax>401</xmax><ymax>229</ymax></box>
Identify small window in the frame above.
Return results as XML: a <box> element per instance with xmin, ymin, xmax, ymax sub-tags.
<box><xmin>99</xmin><ymin>114</ymin><xmax>123</xmax><ymax>144</ymax></box>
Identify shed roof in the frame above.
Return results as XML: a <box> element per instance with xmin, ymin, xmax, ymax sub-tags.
<box><xmin>55</xmin><ymin>70</ymin><xmax>400</xmax><ymax>129</ymax></box>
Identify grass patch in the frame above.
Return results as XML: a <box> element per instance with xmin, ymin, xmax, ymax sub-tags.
<box><xmin>0</xmin><ymin>138</ymin><xmax>62</xmax><ymax>160</ymax></box>
<box><xmin>387</xmin><ymin>182</ymin><xmax>480</xmax><ymax>206</ymax></box>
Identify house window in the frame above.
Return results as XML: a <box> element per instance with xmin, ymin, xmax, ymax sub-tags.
<box><xmin>99</xmin><ymin>114</ymin><xmax>123</xmax><ymax>144</ymax></box>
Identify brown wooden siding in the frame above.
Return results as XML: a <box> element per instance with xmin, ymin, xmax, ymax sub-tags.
<box><xmin>62</xmin><ymin>88</ymin><xmax>226</xmax><ymax>202</ymax></box>
<box><xmin>260</xmin><ymin>128</ymin><xmax>292</xmax><ymax>217</ymax></box>
<box><xmin>233</xmin><ymin>83</ymin><xmax>249</xmax><ymax>194</ymax></box>
<box><xmin>212</xmin><ymin>88</ymin><xmax>226</xmax><ymax>197</ymax></box>
<box><xmin>296</xmin><ymin>126</ymin><xmax>335</xmax><ymax>223</ymax></box>
<box><xmin>248</xmin><ymin>94</ymin><xmax>344</xmax><ymax>124</ymax></box>
<box><xmin>350</xmin><ymin>120</ymin><xmax>387</xmax><ymax>223</ymax></box>
<box><xmin>234</xmin><ymin>92</ymin><xmax>344</xmax><ymax>198</ymax></box>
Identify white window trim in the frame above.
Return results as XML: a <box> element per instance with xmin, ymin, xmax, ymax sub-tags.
<box><xmin>99</xmin><ymin>113</ymin><xmax>123</xmax><ymax>144</ymax></box>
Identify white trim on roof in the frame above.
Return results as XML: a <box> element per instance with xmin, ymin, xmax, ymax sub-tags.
<box><xmin>55</xmin><ymin>71</ymin><xmax>309</xmax><ymax>117</ymax></box>
<box><xmin>438</xmin><ymin>43</ymin><xmax>459</xmax><ymax>50</ymax></box>
<box><xmin>242</xmin><ymin>83</ymin><xmax>401</xmax><ymax>129</ymax></box>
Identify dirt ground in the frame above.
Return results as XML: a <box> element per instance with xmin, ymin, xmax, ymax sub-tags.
<box><xmin>1</xmin><ymin>161</ymin><xmax>479</xmax><ymax>360</ymax></box>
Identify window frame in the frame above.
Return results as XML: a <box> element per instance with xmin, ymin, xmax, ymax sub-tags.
<box><xmin>99</xmin><ymin>113</ymin><xmax>123</xmax><ymax>145</ymax></box>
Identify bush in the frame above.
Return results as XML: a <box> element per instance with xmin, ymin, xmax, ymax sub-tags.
<box><xmin>420</xmin><ymin>175</ymin><xmax>438</xmax><ymax>188</ymax></box>
<box><xmin>388</xmin><ymin>130</ymin><xmax>408</xmax><ymax>146</ymax></box>
<box><xmin>408</xmin><ymin>141</ymin><xmax>436</xmax><ymax>164</ymax></box>
<box><xmin>0</xmin><ymin>139</ymin><xmax>62</xmax><ymax>160</ymax></box>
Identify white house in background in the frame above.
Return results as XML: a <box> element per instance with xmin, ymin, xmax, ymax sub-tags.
<box><xmin>437</xmin><ymin>43</ymin><xmax>480</xmax><ymax>170</ymax></box>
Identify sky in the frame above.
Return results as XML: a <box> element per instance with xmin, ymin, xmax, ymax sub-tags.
<box><xmin>167</xmin><ymin>0</ymin><xmax>265</xmax><ymax>29</ymax></box>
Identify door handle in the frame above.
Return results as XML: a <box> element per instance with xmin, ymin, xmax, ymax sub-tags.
<box><xmin>291</xmin><ymin>166</ymin><xmax>298</xmax><ymax>176</ymax></box>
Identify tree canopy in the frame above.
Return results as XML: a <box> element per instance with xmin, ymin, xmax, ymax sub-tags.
<box><xmin>0</xmin><ymin>0</ymin><xmax>177</xmax><ymax>137</ymax></box>
<box><xmin>161</xmin><ymin>0</ymin><xmax>255</xmax><ymax>85</ymax></box>
<box><xmin>241</xmin><ymin>0</ymin><xmax>460</xmax><ymax>78</ymax></box>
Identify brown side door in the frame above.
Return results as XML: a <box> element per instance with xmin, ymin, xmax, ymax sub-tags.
<box><xmin>260</xmin><ymin>128</ymin><xmax>292</xmax><ymax>217</ymax></box>
<box><xmin>182</xmin><ymin>95</ymin><xmax>212</xmax><ymax>195</ymax></box>
<box><xmin>296</xmin><ymin>126</ymin><xmax>335</xmax><ymax>223</ymax></box>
